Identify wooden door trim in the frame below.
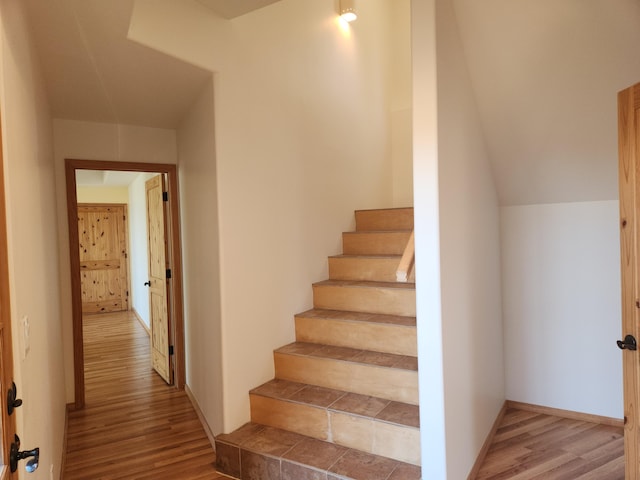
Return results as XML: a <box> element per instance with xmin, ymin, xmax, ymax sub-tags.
<box><xmin>65</xmin><ymin>159</ymin><xmax>186</xmax><ymax>409</ymax></box>
<box><xmin>619</xmin><ymin>83</ymin><xmax>640</xmax><ymax>479</ymax></box>
<box><xmin>0</xmin><ymin>112</ymin><xmax>17</xmax><ymax>479</ymax></box>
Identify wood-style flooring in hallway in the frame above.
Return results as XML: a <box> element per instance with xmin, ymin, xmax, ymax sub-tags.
<box><xmin>63</xmin><ymin>312</ymin><xmax>226</xmax><ymax>479</ymax></box>
<box><xmin>476</xmin><ymin>407</ymin><xmax>624</xmax><ymax>479</ymax></box>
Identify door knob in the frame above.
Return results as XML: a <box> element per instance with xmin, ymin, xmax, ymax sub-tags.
<box><xmin>144</xmin><ymin>281</ymin><xmax>151</xmax><ymax>287</ymax></box>
<box><xmin>7</xmin><ymin>381</ymin><xmax>22</xmax><ymax>415</ymax></box>
<box><xmin>617</xmin><ymin>334</ymin><xmax>637</xmax><ymax>351</ymax></box>
<box><xmin>10</xmin><ymin>435</ymin><xmax>39</xmax><ymax>473</ymax></box>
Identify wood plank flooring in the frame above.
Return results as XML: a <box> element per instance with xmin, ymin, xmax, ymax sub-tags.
<box><xmin>476</xmin><ymin>407</ymin><xmax>624</xmax><ymax>479</ymax></box>
<box><xmin>63</xmin><ymin>312</ymin><xmax>227</xmax><ymax>480</ymax></box>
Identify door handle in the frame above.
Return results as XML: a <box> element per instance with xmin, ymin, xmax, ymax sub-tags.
<box><xmin>617</xmin><ymin>334</ymin><xmax>637</xmax><ymax>351</ymax></box>
<box><xmin>7</xmin><ymin>381</ymin><xmax>22</xmax><ymax>415</ymax></box>
<box><xmin>144</xmin><ymin>281</ymin><xmax>151</xmax><ymax>287</ymax></box>
<box><xmin>10</xmin><ymin>435</ymin><xmax>39</xmax><ymax>473</ymax></box>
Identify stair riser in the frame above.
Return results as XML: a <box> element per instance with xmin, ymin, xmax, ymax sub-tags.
<box><xmin>313</xmin><ymin>284</ymin><xmax>416</xmax><ymax>317</ymax></box>
<box><xmin>295</xmin><ymin>316</ymin><xmax>417</xmax><ymax>356</ymax></box>
<box><xmin>330</xmin><ymin>411</ymin><xmax>421</xmax><ymax>466</ymax></box>
<box><xmin>342</xmin><ymin>232</ymin><xmax>411</xmax><ymax>256</ymax></box>
<box><xmin>250</xmin><ymin>395</ymin><xmax>420</xmax><ymax>466</ymax></box>
<box><xmin>274</xmin><ymin>353</ymin><xmax>418</xmax><ymax>405</ymax></box>
<box><xmin>329</xmin><ymin>256</ymin><xmax>410</xmax><ymax>282</ymax></box>
<box><xmin>355</xmin><ymin>208</ymin><xmax>414</xmax><ymax>232</ymax></box>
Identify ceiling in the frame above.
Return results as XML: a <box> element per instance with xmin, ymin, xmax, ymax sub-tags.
<box><xmin>452</xmin><ymin>0</ymin><xmax>640</xmax><ymax>205</ymax></box>
<box><xmin>23</xmin><ymin>0</ymin><xmax>214</xmax><ymax>129</ymax></box>
<box><xmin>21</xmin><ymin>0</ymin><xmax>284</xmax><ymax>129</ymax></box>
<box><xmin>196</xmin><ymin>0</ymin><xmax>282</xmax><ymax>19</ymax></box>
<box><xmin>75</xmin><ymin>170</ymin><xmax>144</xmax><ymax>187</ymax></box>
<box><xmin>22</xmin><ymin>0</ymin><xmax>640</xmax><ymax>205</ymax></box>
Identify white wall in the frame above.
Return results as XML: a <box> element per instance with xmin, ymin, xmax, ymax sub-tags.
<box><xmin>436</xmin><ymin>0</ymin><xmax>505</xmax><ymax>477</ymax></box>
<box><xmin>130</xmin><ymin>0</ymin><xmax>397</xmax><ymax>432</ymax></box>
<box><xmin>390</xmin><ymin>0</ymin><xmax>413</xmax><ymax>207</ymax></box>
<box><xmin>177</xmin><ymin>78</ymin><xmax>224</xmax><ymax>435</ymax></box>
<box><xmin>0</xmin><ymin>0</ymin><xmax>67</xmax><ymax>478</ymax></box>
<box><xmin>412</xmin><ymin>0</ymin><xmax>447</xmax><ymax>477</ymax></box>
<box><xmin>53</xmin><ymin>119</ymin><xmax>177</xmax><ymax>402</ymax></box>
<box><xmin>502</xmin><ymin>201</ymin><xmax>622</xmax><ymax>418</ymax></box>
<box><xmin>128</xmin><ymin>173</ymin><xmax>154</xmax><ymax>328</ymax></box>
<box><xmin>76</xmin><ymin>186</ymin><xmax>129</xmax><ymax>203</ymax></box>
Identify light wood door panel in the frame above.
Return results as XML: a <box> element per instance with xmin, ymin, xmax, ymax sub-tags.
<box><xmin>618</xmin><ymin>82</ymin><xmax>640</xmax><ymax>480</ymax></box>
<box><xmin>146</xmin><ymin>176</ymin><xmax>172</xmax><ymax>385</ymax></box>
<box><xmin>78</xmin><ymin>205</ymin><xmax>129</xmax><ymax>314</ymax></box>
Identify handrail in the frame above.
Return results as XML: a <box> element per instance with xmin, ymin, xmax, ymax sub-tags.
<box><xmin>396</xmin><ymin>230</ymin><xmax>415</xmax><ymax>282</ymax></box>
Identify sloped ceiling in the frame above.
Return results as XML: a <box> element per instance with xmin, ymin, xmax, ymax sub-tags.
<box><xmin>23</xmin><ymin>0</ymin><xmax>213</xmax><ymax>128</ymax></box>
<box><xmin>196</xmin><ymin>0</ymin><xmax>282</xmax><ymax>19</ymax></box>
<box><xmin>452</xmin><ymin>0</ymin><xmax>640</xmax><ymax>205</ymax></box>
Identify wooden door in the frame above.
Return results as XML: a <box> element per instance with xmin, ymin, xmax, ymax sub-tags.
<box><xmin>0</xmin><ymin>111</ymin><xmax>17</xmax><ymax>479</ymax></box>
<box><xmin>146</xmin><ymin>175</ymin><xmax>172</xmax><ymax>384</ymax></box>
<box><xmin>78</xmin><ymin>205</ymin><xmax>129</xmax><ymax>314</ymax></box>
<box><xmin>619</xmin><ymin>82</ymin><xmax>640</xmax><ymax>479</ymax></box>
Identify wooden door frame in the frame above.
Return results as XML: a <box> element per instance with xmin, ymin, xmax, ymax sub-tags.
<box><xmin>65</xmin><ymin>159</ymin><xmax>186</xmax><ymax>409</ymax></box>
<box><xmin>0</xmin><ymin>112</ymin><xmax>17</xmax><ymax>479</ymax></box>
<box><xmin>619</xmin><ymin>83</ymin><xmax>640</xmax><ymax>479</ymax></box>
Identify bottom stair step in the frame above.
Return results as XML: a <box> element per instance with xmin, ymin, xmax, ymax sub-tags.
<box><xmin>250</xmin><ymin>379</ymin><xmax>420</xmax><ymax>466</ymax></box>
<box><xmin>215</xmin><ymin>423</ymin><xmax>421</xmax><ymax>480</ymax></box>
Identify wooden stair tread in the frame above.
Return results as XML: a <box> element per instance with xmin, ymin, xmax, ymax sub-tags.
<box><xmin>215</xmin><ymin>423</ymin><xmax>421</xmax><ymax>480</ymax></box>
<box><xmin>251</xmin><ymin>379</ymin><xmax>420</xmax><ymax>429</ymax></box>
<box><xmin>313</xmin><ymin>279</ymin><xmax>415</xmax><ymax>289</ymax></box>
<box><xmin>275</xmin><ymin>342</ymin><xmax>418</xmax><ymax>371</ymax></box>
<box><xmin>296</xmin><ymin>308</ymin><xmax>416</xmax><ymax>327</ymax></box>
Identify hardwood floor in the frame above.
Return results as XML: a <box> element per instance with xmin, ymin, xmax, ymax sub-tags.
<box><xmin>476</xmin><ymin>407</ymin><xmax>624</xmax><ymax>479</ymax></box>
<box><xmin>63</xmin><ymin>312</ymin><xmax>226</xmax><ymax>479</ymax></box>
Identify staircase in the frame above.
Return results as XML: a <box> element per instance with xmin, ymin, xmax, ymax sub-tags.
<box><xmin>215</xmin><ymin>208</ymin><xmax>420</xmax><ymax>480</ymax></box>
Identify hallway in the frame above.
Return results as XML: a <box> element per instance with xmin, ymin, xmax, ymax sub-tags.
<box><xmin>63</xmin><ymin>312</ymin><xmax>226</xmax><ymax>479</ymax></box>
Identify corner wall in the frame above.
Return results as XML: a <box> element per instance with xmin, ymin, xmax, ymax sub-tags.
<box><xmin>436</xmin><ymin>0</ymin><xmax>505</xmax><ymax>477</ymax></box>
<box><xmin>0</xmin><ymin>0</ymin><xmax>67</xmax><ymax>477</ymax></box>
<box><xmin>176</xmin><ymin>78</ymin><xmax>224</xmax><ymax>435</ymax></box>
<box><xmin>412</xmin><ymin>0</ymin><xmax>447</xmax><ymax>477</ymax></box>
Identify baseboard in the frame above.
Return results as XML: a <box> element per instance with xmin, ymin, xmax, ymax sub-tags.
<box><xmin>60</xmin><ymin>403</ymin><xmax>73</xmax><ymax>478</ymax></box>
<box><xmin>184</xmin><ymin>385</ymin><xmax>217</xmax><ymax>452</ymax></box>
<box><xmin>506</xmin><ymin>400</ymin><xmax>624</xmax><ymax>428</ymax></box>
<box><xmin>132</xmin><ymin>308</ymin><xmax>150</xmax><ymax>336</ymax></box>
<box><xmin>467</xmin><ymin>401</ymin><xmax>507</xmax><ymax>480</ymax></box>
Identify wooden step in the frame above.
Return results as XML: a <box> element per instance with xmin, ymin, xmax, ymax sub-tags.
<box><xmin>273</xmin><ymin>342</ymin><xmax>418</xmax><ymax>405</ymax></box>
<box><xmin>249</xmin><ymin>379</ymin><xmax>421</xmax><ymax>466</ymax></box>
<box><xmin>328</xmin><ymin>254</ymin><xmax>413</xmax><ymax>282</ymax></box>
<box><xmin>355</xmin><ymin>207</ymin><xmax>414</xmax><ymax>231</ymax></box>
<box><xmin>295</xmin><ymin>309</ymin><xmax>417</xmax><ymax>356</ymax></box>
<box><xmin>313</xmin><ymin>280</ymin><xmax>416</xmax><ymax>317</ymax></box>
<box><xmin>215</xmin><ymin>423</ymin><xmax>421</xmax><ymax>480</ymax></box>
<box><xmin>342</xmin><ymin>231</ymin><xmax>412</xmax><ymax>255</ymax></box>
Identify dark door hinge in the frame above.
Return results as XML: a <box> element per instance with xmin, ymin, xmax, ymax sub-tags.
<box><xmin>169</xmin><ymin>346</ymin><xmax>174</xmax><ymax>356</ymax></box>
<box><xmin>163</xmin><ymin>191</ymin><xmax>169</xmax><ymax>202</ymax></box>
<box><xmin>166</xmin><ymin>268</ymin><xmax>172</xmax><ymax>279</ymax></box>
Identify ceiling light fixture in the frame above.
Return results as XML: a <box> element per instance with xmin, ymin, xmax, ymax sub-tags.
<box><xmin>339</xmin><ymin>0</ymin><xmax>357</xmax><ymax>22</ymax></box>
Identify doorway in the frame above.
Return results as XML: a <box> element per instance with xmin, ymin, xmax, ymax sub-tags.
<box><xmin>65</xmin><ymin>159</ymin><xmax>185</xmax><ymax>409</ymax></box>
